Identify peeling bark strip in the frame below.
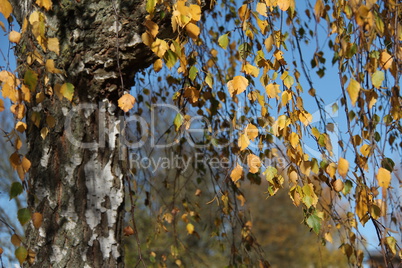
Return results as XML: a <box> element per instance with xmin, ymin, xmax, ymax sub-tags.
<box><xmin>8</xmin><ymin>0</ymin><xmax>172</xmax><ymax>266</ymax></box>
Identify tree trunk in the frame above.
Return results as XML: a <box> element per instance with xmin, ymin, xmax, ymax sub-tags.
<box><xmin>9</xmin><ymin>0</ymin><xmax>162</xmax><ymax>266</ymax></box>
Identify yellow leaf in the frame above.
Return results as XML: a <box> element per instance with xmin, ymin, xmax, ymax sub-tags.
<box><xmin>27</xmin><ymin>249</ymin><xmax>35</xmax><ymax>265</ymax></box>
<box><xmin>255</xmin><ymin>16</ymin><xmax>268</xmax><ymax>34</ymax></box>
<box><xmin>0</xmin><ymin>69</ymin><xmax>12</xmax><ymax>82</ymax></box>
<box><xmin>153</xmin><ymin>58</ymin><xmax>163</xmax><ymax>72</ymax></box>
<box><xmin>0</xmin><ymin>99</ymin><xmax>4</xmax><ymax>112</ymax></box>
<box><xmin>1</xmin><ymin>71</ymin><xmax>20</xmax><ymax>102</ymax></box>
<box><xmin>183</xmin><ymin>86</ymin><xmax>199</xmax><ymax>103</ymax></box>
<box><xmin>314</xmin><ymin>0</ymin><xmax>324</xmax><ymax>21</ymax></box>
<box><xmin>9</xmin><ymin>31</ymin><xmax>21</xmax><ymax>44</ymax></box>
<box><xmin>10</xmin><ymin>104</ymin><xmax>25</xmax><ymax>120</ymax></box>
<box><xmin>2</xmin><ymin>83</ymin><xmax>19</xmax><ymax>102</ymax></box>
<box><xmin>185</xmin><ymin>22</ymin><xmax>200</xmax><ymax>40</ymax></box>
<box><xmin>15</xmin><ymin>122</ymin><xmax>27</xmax><ymax>133</ymax></box>
<box><xmin>47</xmin><ymin>37</ymin><xmax>59</xmax><ymax>55</ymax></box>
<box><xmin>141</xmin><ymin>32</ymin><xmax>154</xmax><ymax>47</ymax></box>
<box><xmin>281</xmin><ymin>71</ymin><xmax>294</xmax><ymax>88</ymax></box>
<box><xmin>324</xmin><ymin>232</ymin><xmax>333</xmax><ymax>244</ymax></box>
<box><xmin>256</xmin><ymin>2</ymin><xmax>267</xmax><ymax>16</ymax></box>
<box><xmin>29</xmin><ymin>11</ymin><xmax>42</xmax><ymax>25</ymax></box>
<box><xmin>242</xmin><ymin>63</ymin><xmax>259</xmax><ymax>77</ymax></box>
<box><xmin>247</xmin><ymin>154</ymin><xmax>261</xmax><ymax>174</ymax></box>
<box><xmin>21</xmin><ymin>18</ymin><xmax>28</xmax><ymax>33</ymax></box>
<box><xmin>245</xmin><ymin>123</ymin><xmax>258</xmax><ymax>141</ymax></box>
<box><xmin>377</xmin><ymin>167</ymin><xmax>391</xmax><ymax>189</ymax></box>
<box><xmin>16</xmin><ymin>164</ymin><xmax>25</xmax><ymax>180</ymax></box>
<box><xmin>385</xmin><ymin>237</ymin><xmax>397</xmax><ymax>255</ymax></box>
<box><xmin>299</xmin><ymin>111</ymin><xmax>312</xmax><ymax>126</ymax></box>
<box><xmin>264</xmin><ymin>35</ymin><xmax>274</xmax><ymax>52</ymax></box>
<box><xmin>277</xmin><ymin>0</ymin><xmax>290</xmax><ymax>11</ymax></box>
<box><xmin>265</xmin><ymin>0</ymin><xmax>278</xmax><ymax>7</ymax></box>
<box><xmin>360</xmin><ymin>144</ymin><xmax>370</xmax><ymax>157</ymax></box>
<box><xmin>347</xmin><ymin>78</ymin><xmax>360</xmax><ymax>106</ymax></box>
<box><xmin>274</xmin><ymin>50</ymin><xmax>284</xmax><ymax>61</ymax></box>
<box><xmin>380</xmin><ymin>50</ymin><xmax>393</xmax><ymax>70</ymax></box>
<box><xmin>230</xmin><ymin>164</ymin><xmax>243</xmax><ymax>183</ymax></box>
<box><xmin>281</xmin><ymin>90</ymin><xmax>292</xmax><ymax>106</ymax></box>
<box><xmin>332</xmin><ymin>178</ymin><xmax>344</xmax><ymax>192</ymax></box>
<box><xmin>151</xmin><ymin>38</ymin><xmax>168</xmax><ymax>58</ymax></box>
<box><xmin>60</xmin><ymin>83</ymin><xmax>74</xmax><ymax>101</ymax></box>
<box><xmin>301</xmin><ymin>183</ymin><xmax>318</xmax><ymax>208</ymax></box>
<box><xmin>45</xmin><ymin>59</ymin><xmax>63</xmax><ymax>74</ymax></box>
<box><xmin>237</xmin><ymin>194</ymin><xmax>246</xmax><ymax>206</ymax></box>
<box><xmin>0</xmin><ymin>0</ymin><xmax>13</xmax><ymax>19</ymax></box>
<box><xmin>189</xmin><ymin>4</ymin><xmax>201</xmax><ymax>21</ymax></box>
<box><xmin>288</xmin><ymin>132</ymin><xmax>299</xmax><ymax>148</ymax></box>
<box><xmin>35</xmin><ymin>0</ymin><xmax>52</xmax><ymax>11</ymax></box>
<box><xmin>337</xmin><ymin>157</ymin><xmax>349</xmax><ymax>178</ymax></box>
<box><xmin>21</xmin><ymin>84</ymin><xmax>31</xmax><ymax>102</ymax></box>
<box><xmin>40</xmin><ymin>127</ymin><xmax>49</xmax><ymax>139</ymax></box>
<box><xmin>176</xmin><ymin>0</ymin><xmax>189</xmax><ymax>16</ymax></box>
<box><xmin>288</xmin><ymin>169</ymin><xmax>298</xmax><ymax>185</ymax></box>
<box><xmin>36</xmin><ymin>92</ymin><xmax>45</xmax><ymax>103</ymax></box>
<box><xmin>227</xmin><ymin>76</ymin><xmax>248</xmax><ymax>97</ymax></box>
<box><xmin>118</xmin><ymin>93</ymin><xmax>136</xmax><ymax>113</ymax></box>
<box><xmin>32</xmin><ymin>212</ymin><xmax>43</xmax><ymax>229</ymax></box>
<box><xmin>326</xmin><ymin>162</ymin><xmax>336</xmax><ymax>178</ymax></box>
<box><xmin>9</xmin><ymin>152</ymin><xmax>21</xmax><ymax>170</ymax></box>
<box><xmin>238</xmin><ymin>133</ymin><xmax>250</xmax><ymax>151</ymax></box>
<box><xmin>238</xmin><ymin>4</ymin><xmax>250</xmax><ymax>22</ymax></box>
<box><xmin>145</xmin><ymin>19</ymin><xmax>159</xmax><ymax>38</ymax></box>
<box><xmin>0</xmin><ymin>21</ymin><xmax>5</xmax><ymax>31</ymax></box>
<box><xmin>265</xmin><ymin>83</ymin><xmax>280</xmax><ymax>98</ymax></box>
<box><xmin>11</xmin><ymin>234</ymin><xmax>21</xmax><ymax>246</ymax></box>
<box><xmin>356</xmin><ymin>187</ymin><xmax>369</xmax><ymax>225</ymax></box>
<box><xmin>21</xmin><ymin>156</ymin><xmax>31</xmax><ymax>174</ymax></box>
<box><xmin>186</xmin><ymin>223</ymin><xmax>194</xmax><ymax>234</ymax></box>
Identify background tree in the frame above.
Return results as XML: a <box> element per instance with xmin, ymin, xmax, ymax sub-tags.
<box><xmin>0</xmin><ymin>0</ymin><xmax>400</xmax><ymax>267</ymax></box>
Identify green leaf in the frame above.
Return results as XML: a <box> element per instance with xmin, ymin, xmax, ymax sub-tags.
<box><xmin>381</xmin><ymin>158</ymin><xmax>395</xmax><ymax>172</ymax></box>
<box><xmin>385</xmin><ymin>236</ymin><xmax>397</xmax><ymax>255</ymax></box>
<box><xmin>342</xmin><ymin>180</ymin><xmax>353</xmax><ymax>195</ymax></box>
<box><xmin>306</xmin><ymin>212</ymin><xmax>321</xmax><ymax>234</ymax></box>
<box><xmin>60</xmin><ymin>83</ymin><xmax>75</xmax><ymax>101</ymax></box>
<box><xmin>15</xmin><ymin>246</ymin><xmax>28</xmax><ymax>265</ymax></box>
<box><xmin>17</xmin><ymin>208</ymin><xmax>31</xmax><ymax>225</ymax></box>
<box><xmin>280</xmin><ymin>71</ymin><xmax>294</xmax><ymax>88</ymax></box>
<box><xmin>146</xmin><ymin>0</ymin><xmax>156</xmax><ymax>14</ymax></box>
<box><xmin>263</xmin><ymin>166</ymin><xmax>277</xmax><ymax>183</ymax></box>
<box><xmin>189</xmin><ymin>66</ymin><xmax>198</xmax><ymax>81</ymax></box>
<box><xmin>164</xmin><ymin>50</ymin><xmax>178</xmax><ymax>69</ymax></box>
<box><xmin>173</xmin><ymin>112</ymin><xmax>183</xmax><ymax>132</ymax></box>
<box><xmin>371</xmin><ymin>70</ymin><xmax>384</xmax><ymax>88</ymax></box>
<box><xmin>24</xmin><ymin>69</ymin><xmax>38</xmax><ymax>92</ymax></box>
<box><xmin>10</xmin><ymin>182</ymin><xmax>23</xmax><ymax>200</ymax></box>
<box><xmin>332</xmin><ymin>103</ymin><xmax>338</xmax><ymax>114</ymax></box>
<box><xmin>218</xmin><ymin>34</ymin><xmax>229</xmax><ymax>49</ymax></box>
<box><xmin>205</xmin><ymin>73</ymin><xmax>213</xmax><ymax>88</ymax></box>
<box><xmin>239</xmin><ymin>42</ymin><xmax>251</xmax><ymax>59</ymax></box>
<box><xmin>302</xmin><ymin>184</ymin><xmax>318</xmax><ymax>208</ymax></box>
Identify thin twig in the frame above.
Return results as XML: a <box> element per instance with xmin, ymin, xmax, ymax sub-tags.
<box><xmin>126</xmin><ymin>176</ymin><xmax>146</xmax><ymax>268</ymax></box>
<box><xmin>112</xmin><ymin>0</ymin><xmax>125</xmax><ymax>91</ymax></box>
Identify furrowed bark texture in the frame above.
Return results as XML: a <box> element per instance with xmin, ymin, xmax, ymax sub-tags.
<box><xmin>9</xmin><ymin>0</ymin><xmax>172</xmax><ymax>266</ymax></box>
